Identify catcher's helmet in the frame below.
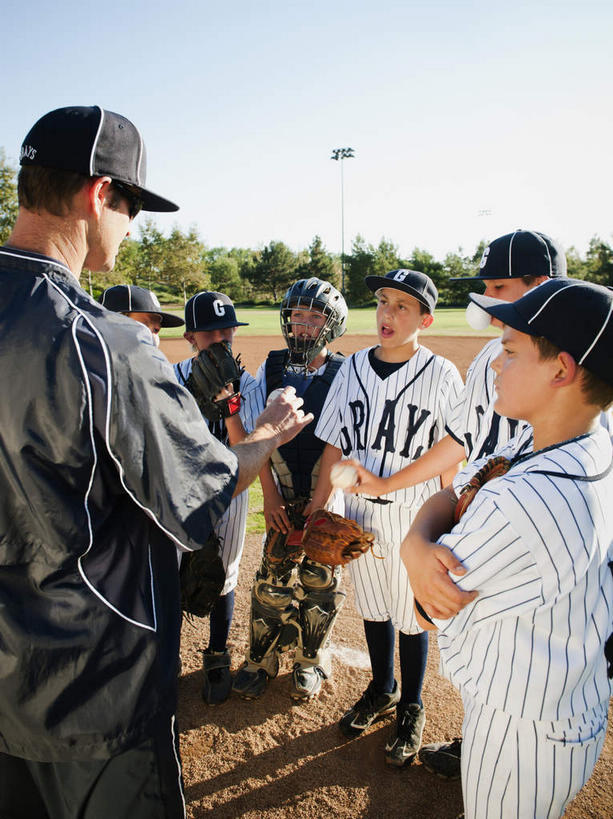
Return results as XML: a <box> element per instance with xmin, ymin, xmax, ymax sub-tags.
<box><xmin>280</xmin><ymin>277</ymin><xmax>347</xmax><ymax>370</ymax></box>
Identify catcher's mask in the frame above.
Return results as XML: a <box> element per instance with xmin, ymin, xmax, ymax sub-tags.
<box><xmin>280</xmin><ymin>278</ymin><xmax>347</xmax><ymax>372</ymax></box>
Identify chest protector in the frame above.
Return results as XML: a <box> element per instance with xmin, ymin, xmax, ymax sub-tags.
<box><xmin>266</xmin><ymin>349</ymin><xmax>343</xmax><ymax>499</ymax></box>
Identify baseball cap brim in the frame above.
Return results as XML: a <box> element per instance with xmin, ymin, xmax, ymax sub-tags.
<box><xmin>136</xmin><ymin>188</ymin><xmax>178</xmax><ymax>213</ymax></box>
<box><xmin>364</xmin><ymin>275</ymin><xmax>432</xmax><ymax>311</ymax></box>
<box><xmin>159</xmin><ymin>312</ymin><xmax>184</xmax><ymax>327</ymax></box>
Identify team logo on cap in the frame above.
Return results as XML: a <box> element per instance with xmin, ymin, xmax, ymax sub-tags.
<box><xmin>213</xmin><ymin>300</ymin><xmax>226</xmax><ymax>317</ymax></box>
<box><xmin>479</xmin><ymin>246</ymin><xmax>490</xmax><ymax>268</ymax></box>
<box><xmin>20</xmin><ymin>145</ymin><xmax>37</xmax><ymax>160</ymax></box>
<box><xmin>392</xmin><ymin>271</ymin><xmax>409</xmax><ymax>282</ymax></box>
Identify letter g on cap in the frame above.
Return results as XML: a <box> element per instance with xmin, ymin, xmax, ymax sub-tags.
<box><xmin>213</xmin><ymin>299</ymin><xmax>226</xmax><ymax>317</ymax></box>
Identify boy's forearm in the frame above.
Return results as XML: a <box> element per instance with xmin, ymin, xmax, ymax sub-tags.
<box><xmin>310</xmin><ymin>443</ymin><xmax>342</xmax><ymax>508</ymax></box>
<box><xmin>408</xmin><ymin>487</ymin><xmax>458</xmax><ymax>541</ymax></box>
<box><xmin>384</xmin><ymin>434</ymin><xmax>464</xmax><ymax>493</ymax></box>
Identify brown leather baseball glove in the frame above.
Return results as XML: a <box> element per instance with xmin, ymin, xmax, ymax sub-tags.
<box><xmin>302</xmin><ymin>509</ymin><xmax>374</xmax><ymax>566</ymax></box>
<box><xmin>454</xmin><ymin>456</ymin><xmax>512</xmax><ymax>523</ymax></box>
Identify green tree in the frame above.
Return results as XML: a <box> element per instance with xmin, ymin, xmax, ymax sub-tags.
<box><xmin>344</xmin><ymin>235</ymin><xmax>375</xmax><ymax>305</ymax></box>
<box><xmin>248</xmin><ymin>241</ymin><xmax>297</xmax><ymax>302</ymax></box>
<box><xmin>208</xmin><ymin>254</ymin><xmax>244</xmax><ymax>301</ymax></box>
<box><xmin>0</xmin><ymin>149</ymin><xmax>18</xmax><ymax>244</ymax></box>
<box><xmin>135</xmin><ymin>219</ymin><xmax>167</xmax><ymax>291</ymax></box>
<box><xmin>295</xmin><ymin>235</ymin><xmax>339</xmax><ymax>288</ymax></box>
<box><xmin>584</xmin><ymin>236</ymin><xmax>613</xmax><ymax>286</ymax></box>
<box><xmin>162</xmin><ymin>226</ymin><xmax>208</xmax><ymax>302</ymax></box>
<box><xmin>440</xmin><ymin>250</ymin><xmax>474</xmax><ymax>306</ymax></box>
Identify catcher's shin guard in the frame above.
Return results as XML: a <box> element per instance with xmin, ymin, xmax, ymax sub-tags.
<box><xmin>294</xmin><ymin>559</ymin><xmax>345</xmax><ymax>675</ymax></box>
<box><xmin>245</xmin><ymin>575</ymin><xmax>299</xmax><ymax>676</ymax></box>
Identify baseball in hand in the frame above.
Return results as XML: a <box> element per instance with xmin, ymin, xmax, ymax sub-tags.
<box><xmin>266</xmin><ymin>387</ymin><xmax>286</xmax><ymax>406</ymax></box>
<box><xmin>330</xmin><ymin>462</ymin><xmax>358</xmax><ymax>490</ymax></box>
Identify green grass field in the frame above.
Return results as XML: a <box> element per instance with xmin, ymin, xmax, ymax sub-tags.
<box><xmin>160</xmin><ymin>305</ymin><xmax>496</xmax><ymax>339</ymax></box>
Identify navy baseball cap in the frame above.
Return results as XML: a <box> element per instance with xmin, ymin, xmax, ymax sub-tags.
<box><xmin>450</xmin><ymin>230</ymin><xmax>567</xmax><ymax>282</ymax></box>
<box><xmin>469</xmin><ymin>279</ymin><xmax>613</xmax><ymax>386</ymax></box>
<box><xmin>365</xmin><ymin>269</ymin><xmax>438</xmax><ymax>313</ymax></box>
<box><xmin>185</xmin><ymin>291</ymin><xmax>249</xmax><ymax>332</ymax></box>
<box><xmin>102</xmin><ymin>285</ymin><xmax>184</xmax><ymax>327</ymax></box>
<box><xmin>20</xmin><ymin>106</ymin><xmax>178</xmax><ymax>213</ymax></box>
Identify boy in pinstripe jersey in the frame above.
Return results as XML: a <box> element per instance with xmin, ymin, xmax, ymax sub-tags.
<box><xmin>311</xmin><ymin>269</ymin><xmax>463</xmax><ymax>766</ymax></box>
<box><xmin>174</xmin><ymin>291</ymin><xmax>264</xmax><ymax>705</ymax></box>
<box><xmin>344</xmin><ymin>230</ymin><xmax>567</xmax><ymax>776</ymax></box>
<box><xmin>405</xmin><ymin>279</ymin><xmax>613</xmax><ymax>818</ymax></box>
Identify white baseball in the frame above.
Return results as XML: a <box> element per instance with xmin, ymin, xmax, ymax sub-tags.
<box><xmin>330</xmin><ymin>462</ymin><xmax>358</xmax><ymax>490</ymax></box>
<box><xmin>266</xmin><ymin>387</ymin><xmax>285</xmax><ymax>406</ymax></box>
<box><xmin>465</xmin><ymin>300</ymin><xmax>491</xmax><ymax>331</ymax></box>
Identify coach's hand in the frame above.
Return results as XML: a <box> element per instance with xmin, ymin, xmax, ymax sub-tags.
<box><xmin>255</xmin><ymin>386</ymin><xmax>313</xmax><ymax>446</ymax></box>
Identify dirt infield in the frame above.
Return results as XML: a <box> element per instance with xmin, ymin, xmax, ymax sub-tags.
<box><xmin>161</xmin><ymin>335</ymin><xmax>612</xmax><ymax>819</ymax></box>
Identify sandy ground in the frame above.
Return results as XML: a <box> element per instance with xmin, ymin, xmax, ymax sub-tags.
<box><xmin>161</xmin><ymin>335</ymin><xmax>612</xmax><ymax>819</ymax></box>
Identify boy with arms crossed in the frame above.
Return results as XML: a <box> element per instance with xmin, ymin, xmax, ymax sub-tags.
<box><xmin>404</xmin><ymin>278</ymin><xmax>613</xmax><ymax>818</ymax></box>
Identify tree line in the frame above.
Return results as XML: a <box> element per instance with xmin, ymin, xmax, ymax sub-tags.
<box><xmin>2</xmin><ymin>150</ymin><xmax>612</xmax><ymax>306</ymax></box>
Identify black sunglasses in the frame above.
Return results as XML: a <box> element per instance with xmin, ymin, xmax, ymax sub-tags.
<box><xmin>112</xmin><ymin>181</ymin><xmax>143</xmax><ymax>220</ymax></box>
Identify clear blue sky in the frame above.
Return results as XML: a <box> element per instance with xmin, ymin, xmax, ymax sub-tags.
<box><xmin>3</xmin><ymin>0</ymin><xmax>612</xmax><ymax>259</ymax></box>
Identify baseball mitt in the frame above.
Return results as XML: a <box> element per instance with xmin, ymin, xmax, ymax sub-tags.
<box><xmin>179</xmin><ymin>531</ymin><xmax>226</xmax><ymax>618</ymax></box>
<box><xmin>454</xmin><ymin>456</ymin><xmax>511</xmax><ymax>523</ymax></box>
<box><xmin>187</xmin><ymin>341</ymin><xmax>243</xmax><ymax>422</ymax></box>
<box><xmin>302</xmin><ymin>509</ymin><xmax>374</xmax><ymax>567</ymax></box>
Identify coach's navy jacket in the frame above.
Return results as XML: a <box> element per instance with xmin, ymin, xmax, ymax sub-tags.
<box><xmin>0</xmin><ymin>247</ymin><xmax>237</xmax><ymax>761</ymax></box>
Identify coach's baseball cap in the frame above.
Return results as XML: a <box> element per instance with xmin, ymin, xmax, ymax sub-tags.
<box><xmin>450</xmin><ymin>230</ymin><xmax>567</xmax><ymax>282</ymax></box>
<box><xmin>365</xmin><ymin>269</ymin><xmax>438</xmax><ymax>313</ymax></box>
<box><xmin>19</xmin><ymin>106</ymin><xmax>178</xmax><ymax>212</ymax></box>
<box><xmin>469</xmin><ymin>279</ymin><xmax>613</xmax><ymax>386</ymax></box>
<box><xmin>102</xmin><ymin>285</ymin><xmax>184</xmax><ymax>327</ymax></box>
<box><xmin>185</xmin><ymin>291</ymin><xmax>249</xmax><ymax>332</ymax></box>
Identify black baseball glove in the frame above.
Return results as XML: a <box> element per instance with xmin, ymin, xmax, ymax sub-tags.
<box><xmin>179</xmin><ymin>531</ymin><xmax>226</xmax><ymax>619</ymax></box>
<box><xmin>187</xmin><ymin>341</ymin><xmax>243</xmax><ymax>422</ymax></box>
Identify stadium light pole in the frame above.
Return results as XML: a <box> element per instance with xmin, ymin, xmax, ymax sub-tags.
<box><xmin>331</xmin><ymin>147</ymin><xmax>355</xmax><ymax>294</ymax></box>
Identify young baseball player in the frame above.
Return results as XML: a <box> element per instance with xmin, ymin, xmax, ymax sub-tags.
<box><xmin>101</xmin><ymin>283</ymin><xmax>184</xmax><ymax>343</ymax></box>
<box><xmin>232</xmin><ymin>277</ymin><xmax>348</xmax><ymax>701</ymax></box>
<box><xmin>174</xmin><ymin>291</ymin><xmax>264</xmax><ymax>705</ymax></box>
<box><xmin>311</xmin><ymin>269</ymin><xmax>463</xmax><ymax>766</ymax></box>
<box><xmin>404</xmin><ymin>278</ymin><xmax>613</xmax><ymax>818</ymax></box>
<box><xmin>339</xmin><ymin>231</ymin><xmax>567</xmax><ymax>777</ymax></box>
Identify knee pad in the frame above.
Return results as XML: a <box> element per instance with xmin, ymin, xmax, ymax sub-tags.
<box><xmin>298</xmin><ymin>557</ymin><xmax>341</xmax><ymax>593</ymax></box>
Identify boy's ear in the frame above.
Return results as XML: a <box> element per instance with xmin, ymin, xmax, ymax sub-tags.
<box><xmin>184</xmin><ymin>331</ymin><xmax>194</xmax><ymax>344</ymax></box>
<box><xmin>421</xmin><ymin>313</ymin><xmax>434</xmax><ymax>330</ymax></box>
<box><xmin>552</xmin><ymin>351</ymin><xmax>578</xmax><ymax>387</ymax></box>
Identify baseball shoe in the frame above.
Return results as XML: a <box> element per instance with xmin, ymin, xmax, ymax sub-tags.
<box><xmin>201</xmin><ymin>649</ymin><xmax>232</xmax><ymax>706</ymax></box>
<box><xmin>384</xmin><ymin>702</ymin><xmax>426</xmax><ymax>767</ymax></box>
<box><xmin>339</xmin><ymin>680</ymin><xmax>400</xmax><ymax>738</ymax></box>
<box><xmin>291</xmin><ymin>663</ymin><xmax>326</xmax><ymax>700</ymax></box>
<box><xmin>232</xmin><ymin>662</ymin><xmax>270</xmax><ymax>700</ymax></box>
<box><xmin>418</xmin><ymin>737</ymin><xmax>462</xmax><ymax>780</ymax></box>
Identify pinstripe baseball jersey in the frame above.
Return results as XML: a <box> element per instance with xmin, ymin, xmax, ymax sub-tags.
<box><xmin>315</xmin><ymin>345</ymin><xmax>462</xmax><ymax>631</ymax></box>
<box><xmin>436</xmin><ymin>425</ymin><xmax>613</xmax><ymax>721</ymax></box>
<box><xmin>174</xmin><ymin>358</ymin><xmax>264</xmax><ymax>592</ymax></box>
<box><xmin>316</xmin><ymin>345</ymin><xmax>463</xmax><ymax>510</ymax></box>
<box><xmin>446</xmin><ymin>337</ymin><xmax>532</xmax><ymax>461</ymax></box>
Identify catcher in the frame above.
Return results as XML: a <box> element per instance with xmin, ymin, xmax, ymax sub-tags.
<box><xmin>232</xmin><ymin>277</ymin><xmax>350</xmax><ymax>701</ymax></box>
<box><xmin>174</xmin><ymin>290</ymin><xmax>263</xmax><ymax>705</ymax></box>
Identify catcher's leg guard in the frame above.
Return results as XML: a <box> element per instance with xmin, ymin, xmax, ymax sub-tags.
<box><xmin>244</xmin><ymin>569</ymin><xmax>299</xmax><ymax>676</ymax></box>
<box><xmin>294</xmin><ymin>558</ymin><xmax>346</xmax><ymax>677</ymax></box>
